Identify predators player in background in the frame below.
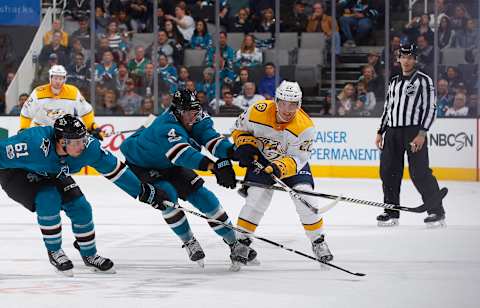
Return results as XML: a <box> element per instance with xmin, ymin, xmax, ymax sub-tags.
<box><xmin>232</xmin><ymin>80</ymin><xmax>334</xmax><ymax>263</ymax></box>
<box><xmin>120</xmin><ymin>89</ymin><xmax>256</xmax><ymax>271</ymax></box>
<box><xmin>20</xmin><ymin>64</ymin><xmax>103</xmax><ymax>139</ymax></box>
<box><xmin>0</xmin><ymin>115</ymin><xmax>171</xmax><ymax>276</ymax></box>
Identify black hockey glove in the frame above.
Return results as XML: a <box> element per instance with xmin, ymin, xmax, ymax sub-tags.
<box><xmin>212</xmin><ymin>159</ymin><xmax>237</xmax><ymax>189</ymax></box>
<box><xmin>89</xmin><ymin>127</ymin><xmax>104</xmax><ymax>141</ymax></box>
<box><xmin>233</xmin><ymin>144</ymin><xmax>262</xmax><ymax>168</ymax></box>
<box><xmin>264</xmin><ymin>162</ymin><xmax>282</xmax><ymax>178</ymax></box>
<box><xmin>139</xmin><ymin>183</ymin><xmax>170</xmax><ymax>210</ymax></box>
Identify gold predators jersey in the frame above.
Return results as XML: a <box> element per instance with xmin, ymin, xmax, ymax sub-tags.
<box><xmin>231</xmin><ymin>100</ymin><xmax>315</xmax><ymax>178</ymax></box>
<box><xmin>20</xmin><ymin>84</ymin><xmax>94</xmax><ymax>129</ymax></box>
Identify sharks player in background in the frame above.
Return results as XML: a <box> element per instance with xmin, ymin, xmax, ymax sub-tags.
<box><xmin>120</xmin><ymin>89</ymin><xmax>256</xmax><ymax>270</ymax></box>
<box><xmin>0</xmin><ymin>115</ymin><xmax>171</xmax><ymax>276</ymax></box>
<box><xmin>232</xmin><ymin>80</ymin><xmax>334</xmax><ymax>263</ymax></box>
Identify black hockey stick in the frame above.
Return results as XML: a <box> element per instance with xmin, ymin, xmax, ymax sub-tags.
<box><xmin>239</xmin><ymin>180</ymin><xmax>448</xmax><ymax>214</ymax></box>
<box><xmin>163</xmin><ymin>201</ymin><xmax>366</xmax><ymax>277</ymax></box>
<box><xmin>103</xmin><ymin>114</ymin><xmax>157</xmax><ymax>137</ymax></box>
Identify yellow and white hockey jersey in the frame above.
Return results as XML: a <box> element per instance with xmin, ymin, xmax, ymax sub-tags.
<box><xmin>231</xmin><ymin>100</ymin><xmax>315</xmax><ymax>178</ymax></box>
<box><xmin>20</xmin><ymin>84</ymin><xmax>95</xmax><ymax>130</ymax></box>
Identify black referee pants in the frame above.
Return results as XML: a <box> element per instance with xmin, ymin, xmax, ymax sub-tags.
<box><xmin>380</xmin><ymin>126</ymin><xmax>445</xmax><ymax>218</ymax></box>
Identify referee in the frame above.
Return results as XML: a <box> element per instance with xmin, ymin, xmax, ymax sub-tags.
<box><xmin>375</xmin><ymin>43</ymin><xmax>446</xmax><ymax>228</ymax></box>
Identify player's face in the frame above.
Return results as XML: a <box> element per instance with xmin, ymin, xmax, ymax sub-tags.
<box><xmin>50</xmin><ymin>75</ymin><xmax>65</xmax><ymax>90</ymax></box>
<box><xmin>180</xmin><ymin>109</ymin><xmax>201</xmax><ymax>131</ymax></box>
<box><xmin>63</xmin><ymin>138</ymin><xmax>86</xmax><ymax>157</ymax></box>
<box><xmin>277</xmin><ymin>99</ymin><xmax>300</xmax><ymax>122</ymax></box>
<box><xmin>399</xmin><ymin>54</ymin><xmax>416</xmax><ymax>74</ymax></box>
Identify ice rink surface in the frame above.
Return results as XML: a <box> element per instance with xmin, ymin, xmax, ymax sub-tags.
<box><xmin>0</xmin><ymin>176</ymin><xmax>479</xmax><ymax>308</ymax></box>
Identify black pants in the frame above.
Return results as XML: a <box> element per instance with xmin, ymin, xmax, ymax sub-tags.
<box><xmin>380</xmin><ymin>126</ymin><xmax>444</xmax><ymax>218</ymax></box>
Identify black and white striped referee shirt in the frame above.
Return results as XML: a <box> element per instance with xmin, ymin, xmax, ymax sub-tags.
<box><xmin>378</xmin><ymin>70</ymin><xmax>436</xmax><ymax>134</ymax></box>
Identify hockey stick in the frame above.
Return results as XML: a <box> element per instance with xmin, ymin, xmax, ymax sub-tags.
<box><xmin>103</xmin><ymin>114</ymin><xmax>157</xmax><ymax>137</ymax></box>
<box><xmin>162</xmin><ymin>200</ymin><xmax>366</xmax><ymax>277</ymax></box>
<box><xmin>239</xmin><ymin>180</ymin><xmax>449</xmax><ymax>214</ymax></box>
<box><xmin>250</xmin><ymin>160</ymin><xmax>340</xmax><ymax>215</ymax></box>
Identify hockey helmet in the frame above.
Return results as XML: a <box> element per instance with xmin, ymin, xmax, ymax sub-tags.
<box><xmin>54</xmin><ymin>114</ymin><xmax>87</xmax><ymax>141</ymax></box>
<box><xmin>171</xmin><ymin>89</ymin><xmax>202</xmax><ymax>115</ymax></box>
<box><xmin>275</xmin><ymin>80</ymin><xmax>302</xmax><ymax>107</ymax></box>
<box><xmin>49</xmin><ymin>64</ymin><xmax>67</xmax><ymax>83</ymax></box>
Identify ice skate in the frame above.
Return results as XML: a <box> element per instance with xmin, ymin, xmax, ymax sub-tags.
<box><xmin>238</xmin><ymin>238</ymin><xmax>260</xmax><ymax>266</ymax></box>
<box><xmin>377</xmin><ymin>212</ymin><xmax>399</xmax><ymax>227</ymax></box>
<box><xmin>73</xmin><ymin>240</ymin><xmax>115</xmax><ymax>273</ymax></box>
<box><xmin>182</xmin><ymin>237</ymin><xmax>206</xmax><ymax>268</ymax></box>
<box><xmin>227</xmin><ymin>240</ymin><xmax>250</xmax><ymax>272</ymax></box>
<box><xmin>48</xmin><ymin>249</ymin><xmax>74</xmax><ymax>277</ymax></box>
<box><xmin>424</xmin><ymin>213</ymin><xmax>446</xmax><ymax>229</ymax></box>
<box><xmin>312</xmin><ymin>235</ymin><xmax>333</xmax><ymax>262</ymax></box>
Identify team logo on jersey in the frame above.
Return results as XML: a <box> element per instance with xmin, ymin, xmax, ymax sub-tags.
<box><xmin>257</xmin><ymin>137</ymin><xmax>283</xmax><ymax>160</ymax></box>
<box><xmin>254</xmin><ymin>103</ymin><xmax>267</xmax><ymax>112</ymax></box>
<box><xmin>405</xmin><ymin>83</ymin><xmax>417</xmax><ymax>96</ymax></box>
<box><xmin>40</xmin><ymin>138</ymin><xmax>51</xmax><ymax>157</ymax></box>
<box><xmin>47</xmin><ymin>109</ymin><xmax>67</xmax><ymax>119</ymax></box>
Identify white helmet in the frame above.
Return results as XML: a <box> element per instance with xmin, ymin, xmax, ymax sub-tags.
<box><xmin>275</xmin><ymin>80</ymin><xmax>302</xmax><ymax>106</ymax></box>
<box><xmin>49</xmin><ymin>65</ymin><xmax>67</xmax><ymax>81</ymax></box>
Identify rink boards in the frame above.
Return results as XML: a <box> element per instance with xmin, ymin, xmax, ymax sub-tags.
<box><xmin>0</xmin><ymin>116</ymin><xmax>478</xmax><ymax>181</ymax></box>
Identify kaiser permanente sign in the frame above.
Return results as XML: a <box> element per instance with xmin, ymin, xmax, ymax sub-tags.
<box><xmin>0</xmin><ymin>116</ymin><xmax>478</xmax><ymax>181</ymax></box>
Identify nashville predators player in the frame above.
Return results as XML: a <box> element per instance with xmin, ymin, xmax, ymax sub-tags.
<box><xmin>20</xmin><ymin>65</ymin><xmax>103</xmax><ymax>140</ymax></box>
<box><xmin>231</xmin><ymin>80</ymin><xmax>333</xmax><ymax>263</ymax></box>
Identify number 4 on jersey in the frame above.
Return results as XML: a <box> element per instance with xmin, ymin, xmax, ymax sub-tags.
<box><xmin>167</xmin><ymin>129</ymin><xmax>181</xmax><ymax>142</ymax></box>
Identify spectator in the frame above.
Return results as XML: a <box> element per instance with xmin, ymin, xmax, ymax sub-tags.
<box><xmin>158</xmin><ymin>54</ymin><xmax>178</xmax><ymax>93</ymax></box>
<box><xmin>138</xmin><ymin>63</ymin><xmax>156</xmax><ymax>97</ymax></box>
<box><xmin>233</xmin><ymin>82</ymin><xmax>265</xmax><ymax>110</ymax></box>
<box><xmin>196</xmin><ymin>67</ymin><xmax>215</xmax><ymax>101</ymax></box>
<box><xmin>190</xmin><ymin>0</ymin><xmax>215</xmax><ymax>23</ymax></box>
<box><xmin>228</xmin><ymin>8</ymin><xmax>254</xmax><ymax>33</ymax></box>
<box><xmin>95</xmin><ymin>50</ymin><xmax>118</xmax><ymax>89</ymax></box>
<box><xmin>96</xmin><ymin>89</ymin><xmax>125</xmax><ymax>116</ymax></box>
<box><xmin>95</xmin><ymin>6</ymin><xmax>109</xmax><ymax>34</ymax></box>
<box><xmin>146</xmin><ymin>31</ymin><xmax>175</xmax><ymax>64</ymax></box>
<box><xmin>190</xmin><ymin>20</ymin><xmax>212</xmax><ymax>49</ymax></box>
<box><xmin>177</xmin><ymin>66</ymin><xmax>190</xmax><ymax>90</ymax></box>
<box><xmin>450</xmin><ymin>4</ymin><xmax>469</xmax><ymax>31</ymax></box>
<box><xmin>117</xmin><ymin>78</ymin><xmax>142</xmax><ymax>115</ymax></box>
<box><xmin>258</xmin><ymin>62</ymin><xmax>277</xmax><ymax>99</ymax></box>
<box><xmin>95</xmin><ymin>0</ymin><xmax>124</xmax><ymax>17</ymax></box>
<box><xmin>209</xmin><ymin>85</ymin><xmax>234</xmax><ymax>114</ymax></box>
<box><xmin>128</xmin><ymin>0</ymin><xmax>150</xmax><ymax>32</ymax></box>
<box><xmin>8</xmin><ymin>93</ymin><xmax>29</xmax><ymax>115</ymax></box>
<box><xmin>71</xmin><ymin>16</ymin><xmax>91</xmax><ymax>49</ymax></box>
<box><xmin>196</xmin><ymin>91</ymin><xmax>212</xmax><ymax>114</ymax></box>
<box><xmin>165</xmin><ymin>4</ymin><xmax>195</xmax><ymax>42</ymax></box>
<box><xmin>339</xmin><ymin>0</ymin><xmax>379</xmax><ymax>47</ymax></box>
<box><xmin>255</xmin><ymin>7</ymin><xmax>276</xmax><ymax>33</ymax></box>
<box><xmin>283</xmin><ymin>1</ymin><xmax>308</xmax><ymax>33</ymax></box>
<box><xmin>159</xmin><ymin>93</ymin><xmax>172</xmax><ymax>113</ymax></box>
<box><xmin>233</xmin><ymin>67</ymin><xmax>251</xmax><ymax>96</ymax></box>
<box><xmin>185</xmin><ymin>79</ymin><xmax>197</xmax><ymax>93</ymax></box>
<box><xmin>39</xmin><ymin>31</ymin><xmax>69</xmax><ymax>66</ymax></box>
<box><xmin>223</xmin><ymin>0</ymin><xmax>250</xmax><ymax>18</ymax></box>
<box><xmin>382</xmin><ymin>33</ymin><xmax>401</xmax><ymax>77</ymax></box>
<box><xmin>218</xmin><ymin>55</ymin><xmax>237</xmax><ymax>88</ymax></box>
<box><xmin>205</xmin><ymin>32</ymin><xmax>235</xmax><ymax>68</ymax></box>
<box><xmin>404</xmin><ymin>13</ymin><xmax>434</xmax><ymax>45</ymax></box>
<box><xmin>367</xmin><ymin>51</ymin><xmax>381</xmax><ymax>76</ymax></box>
<box><xmin>235</xmin><ymin>34</ymin><xmax>263</xmax><ymax>69</ymax></box>
<box><xmin>336</xmin><ymin>83</ymin><xmax>356</xmax><ymax>116</ymax></box>
<box><xmin>67</xmin><ymin>52</ymin><xmax>90</xmax><ymax>90</ymax></box>
<box><xmin>436</xmin><ymin>78</ymin><xmax>453</xmax><ymax>117</ymax></box>
<box><xmin>115</xmin><ymin>9</ymin><xmax>133</xmax><ymax>32</ymax></box>
<box><xmin>103</xmin><ymin>21</ymin><xmax>128</xmax><ymax>62</ymax></box>
<box><xmin>452</xmin><ymin>18</ymin><xmax>478</xmax><ymax>49</ymax></box>
<box><xmin>354</xmin><ymin>80</ymin><xmax>376</xmax><ymax>115</ymax></box>
<box><xmin>306</xmin><ymin>2</ymin><xmax>341</xmax><ymax>58</ymax></box>
<box><xmin>438</xmin><ymin>16</ymin><xmax>455</xmax><ymax>49</ymax></box>
<box><xmin>358</xmin><ymin>64</ymin><xmax>383</xmax><ymax>99</ymax></box>
<box><xmin>139</xmin><ymin>97</ymin><xmax>155</xmax><ymax>115</ymax></box>
<box><xmin>416</xmin><ymin>35</ymin><xmax>434</xmax><ymax>76</ymax></box>
<box><xmin>35</xmin><ymin>53</ymin><xmax>59</xmax><ymax>85</ymax></box>
<box><xmin>115</xmin><ymin>63</ymin><xmax>130</xmax><ymax>96</ymax></box>
<box><xmin>95</xmin><ymin>37</ymin><xmax>113</xmax><ymax>63</ymax></box>
<box><xmin>68</xmin><ymin>38</ymin><xmax>90</xmax><ymax>66</ymax></box>
<box><xmin>127</xmin><ymin>46</ymin><xmax>150</xmax><ymax>78</ymax></box>
<box><xmin>43</xmin><ymin>19</ymin><xmax>69</xmax><ymax>47</ymax></box>
<box><xmin>443</xmin><ymin>66</ymin><xmax>462</xmax><ymax>92</ymax></box>
<box><xmin>445</xmin><ymin>92</ymin><xmax>469</xmax><ymax>116</ymax></box>
<box><xmin>164</xmin><ymin>19</ymin><xmax>186</xmax><ymax>64</ymax></box>
<box><xmin>64</xmin><ymin>0</ymin><xmax>90</xmax><ymax>21</ymax></box>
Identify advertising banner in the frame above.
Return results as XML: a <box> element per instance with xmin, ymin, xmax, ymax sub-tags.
<box><xmin>0</xmin><ymin>0</ymin><xmax>40</xmax><ymax>26</ymax></box>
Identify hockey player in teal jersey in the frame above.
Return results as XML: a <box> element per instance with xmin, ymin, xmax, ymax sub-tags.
<box><xmin>120</xmin><ymin>89</ymin><xmax>256</xmax><ymax>270</ymax></box>
<box><xmin>0</xmin><ymin>115</ymin><xmax>171</xmax><ymax>276</ymax></box>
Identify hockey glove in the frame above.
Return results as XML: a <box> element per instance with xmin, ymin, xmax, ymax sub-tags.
<box><xmin>212</xmin><ymin>159</ymin><xmax>237</xmax><ymax>189</ymax></box>
<box><xmin>233</xmin><ymin>144</ymin><xmax>262</xmax><ymax>168</ymax></box>
<box><xmin>263</xmin><ymin>163</ymin><xmax>282</xmax><ymax>179</ymax></box>
<box><xmin>139</xmin><ymin>183</ymin><xmax>170</xmax><ymax>210</ymax></box>
<box><xmin>89</xmin><ymin>127</ymin><xmax>104</xmax><ymax>141</ymax></box>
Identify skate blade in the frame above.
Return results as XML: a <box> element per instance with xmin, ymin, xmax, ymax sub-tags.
<box><xmin>426</xmin><ymin>220</ymin><xmax>447</xmax><ymax>229</ymax></box>
<box><xmin>319</xmin><ymin>263</ymin><xmax>331</xmax><ymax>271</ymax></box>
<box><xmin>229</xmin><ymin>261</ymin><xmax>243</xmax><ymax>272</ymax></box>
<box><xmin>247</xmin><ymin>258</ymin><xmax>261</xmax><ymax>266</ymax></box>
<box><xmin>56</xmin><ymin>269</ymin><xmax>74</xmax><ymax>277</ymax></box>
<box><xmin>196</xmin><ymin>259</ymin><xmax>205</xmax><ymax>268</ymax></box>
<box><xmin>88</xmin><ymin>266</ymin><xmax>116</xmax><ymax>274</ymax></box>
<box><xmin>377</xmin><ymin>219</ymin><xmax>399</xmax><ymax>227</ymax></box>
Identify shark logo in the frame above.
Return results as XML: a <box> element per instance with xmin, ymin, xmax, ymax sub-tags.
<box><xmin>40</xmin><ymin>138</ymin><xmax>50</xmax><ymax>157</ymax></box>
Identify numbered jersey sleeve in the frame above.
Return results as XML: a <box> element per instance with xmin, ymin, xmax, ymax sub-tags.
<box><xmin>191</xmin><ymin>114</ymin><xmax>233</xmax><ymax>159</ymax></box>
<box><xmin>0</xmin><ymin>127</ymin><xmax>49</xmax><ymax>170</ymax></box>
<box><xmin>161</xmin><ymin>125</ymin><xmax>210</xmax><ymax>170</ymax></box>
<box><xmin>284</xmin><ymin>126</ymin><xmax>316</xmax><ymax>173</ymax></box>
<box><xmin>85</xmin><ymin>139</ymin><xmax>141</xmax><ymax>198</ymax></box>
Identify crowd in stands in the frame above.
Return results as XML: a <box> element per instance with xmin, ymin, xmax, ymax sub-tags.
<box><xmin>0</xmin><ymin>0</ymin><xmax>478</xmax><ymax>118</ymax></box>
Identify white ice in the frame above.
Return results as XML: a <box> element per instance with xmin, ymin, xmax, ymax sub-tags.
<box><xmin>0</xmin><ymin>177</ymin><xmax>479</xmax><ymax>308</ymax></box>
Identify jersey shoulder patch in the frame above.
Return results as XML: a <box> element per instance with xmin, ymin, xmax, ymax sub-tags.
<box><xmin>249</xmin><ymin>100</ymin><xmax>276</xmax><ymax>128</ymax></box>
<box><xmin>35</xmin><ymin>84</ymin><xmax>54</xmax><ymax>99</ymax></box>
